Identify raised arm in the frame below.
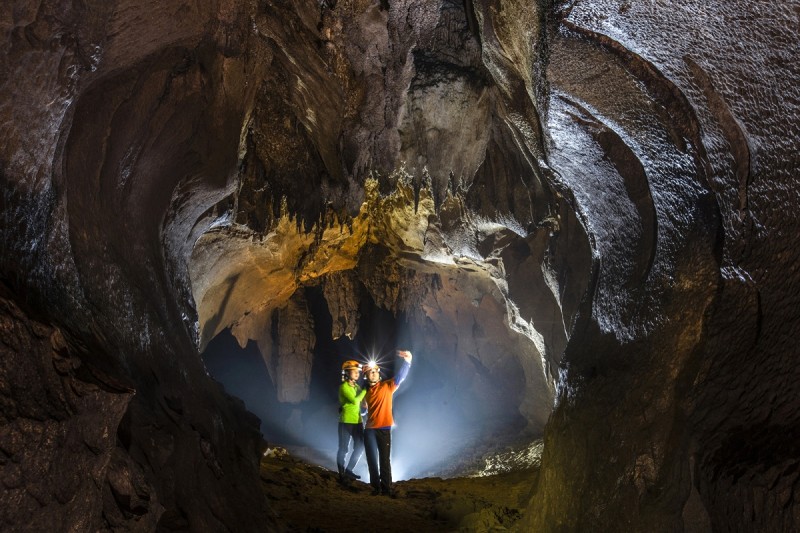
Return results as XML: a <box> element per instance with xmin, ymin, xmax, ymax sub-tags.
<box><xmin>394</xmin><ymin>350</ymin><xmax>413</xmax><ymax>387</ymax></box>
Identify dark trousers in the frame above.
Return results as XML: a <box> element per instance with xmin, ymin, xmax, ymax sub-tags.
<box><xmin>364</xmin><ymin>428</ymin><xmax>392</xmax><ymax>492</ymax></box>
<box><xmin>337</xmin><ymin>422</ymin><xmax>364</xmax><ymax>475</ymax></box>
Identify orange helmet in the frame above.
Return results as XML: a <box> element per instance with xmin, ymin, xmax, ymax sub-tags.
<box><xmin>341</xmin><ymin>360</ymin><xmax>361</xmax><ymax>372</ymax></box>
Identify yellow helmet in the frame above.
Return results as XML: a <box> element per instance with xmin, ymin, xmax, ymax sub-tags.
<box><xmin>341</xmin><ymin>360</ymin><xmax>361</xmax><ymax>372</ymax></box>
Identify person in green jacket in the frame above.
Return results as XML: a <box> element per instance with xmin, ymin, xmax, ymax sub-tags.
<box><xmin>337</xmin><ymin>359</ymin><xmax>366</xmax><ymax>484</ymax></box>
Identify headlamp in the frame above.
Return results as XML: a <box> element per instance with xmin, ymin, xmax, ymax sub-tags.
<box><xmin>363</xmin><ymin>360</ymin><xmax>380</xmax><ymax>374</ymax></box>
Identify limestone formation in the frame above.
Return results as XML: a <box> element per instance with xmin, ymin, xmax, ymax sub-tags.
<box><xmin>322</xmin><ymin>270</ymin><xmax>362</xmax><ymax>340</ymax></box>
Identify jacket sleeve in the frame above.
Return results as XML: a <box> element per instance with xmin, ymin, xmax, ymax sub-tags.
<box><xmin>393</xmin><ymin>360</ymin><xmax>411</xmax><ymax>388</ymax></box>
<box><xmin>340</xmin><ymin>383</ymin><xmax>367</xmax><ymax>405</ymax></box>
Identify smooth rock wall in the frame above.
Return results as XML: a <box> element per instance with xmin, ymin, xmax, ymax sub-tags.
<box><xmin>524</xmin><ymin>1</ymin><xmax>800</xmax><ymax>530</ymax></box>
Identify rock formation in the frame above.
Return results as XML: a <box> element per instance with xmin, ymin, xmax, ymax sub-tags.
<box><xmin>1</xmin><ymin>0</ymin><xmax>797</xmax><ymax>531</ymax></box>
<box><xmin>523</xmin><ymin>2</ymin><xmax>799</xmax><ymax>530</ymax></box>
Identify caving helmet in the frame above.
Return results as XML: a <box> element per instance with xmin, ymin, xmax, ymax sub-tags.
<box><xmin>342</xmin><ymin>360</ymin><xmax>361</xmax><ymax>372</ymax></box>
<box><xmin>341</xmin><ymin>360</ymin><xmax>361</xmax><ymax>382</ymax></box>
<box><xmin>362</xmin><ymin>360</ymin><xmax>381</xmax><ymax>384</ymax></box>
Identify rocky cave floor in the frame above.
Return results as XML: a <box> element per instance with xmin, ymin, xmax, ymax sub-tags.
<box><xmin>259</xmin><ymin>448</ymin><xmax>538</xmax><ymax>532</ymax></box>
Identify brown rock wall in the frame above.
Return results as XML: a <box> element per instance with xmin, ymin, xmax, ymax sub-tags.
<box><xmin>1</xmin><ymin>0</ymin><xmax>275</xmax><ymax>530</ymax></box>
<box><xmin>274</xmin><ymin>290</ymin><xmax>316</xmax><ymax>403</ymax></box>
<box><xmin>323</xmin><ymin>270</ymin><xmax>362</xmax><ymax>340</ymax></box>
<box><xmin>0</xmin><ymin>291</ymin><xmax>154</xmax><ymax>531</ymax></box>
<box><xmin>522</xmin><ymin>0</ymin><xmax>800</xmax><ymax>530</ymax></box>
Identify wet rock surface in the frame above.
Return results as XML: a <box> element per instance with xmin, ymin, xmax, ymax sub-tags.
<box><xmin>1</xmin><ymin>0</ymin><xmax>273</xmax><ymax>530</ymax></box>
<box><xmin>520</xmin><ymin>0</ymin><xmax>800</xmax><ymax>531</ymax></box>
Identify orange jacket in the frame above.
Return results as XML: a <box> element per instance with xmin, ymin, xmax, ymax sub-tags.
<box><xmin>364</xmin><ymin>379</ymin><xmax>398</xmax><ymax>429</ymax></box>
<box><xmin>364</xmin><ymin>361</ymin><xmax>410</xmax><ymax>429</ymax></box>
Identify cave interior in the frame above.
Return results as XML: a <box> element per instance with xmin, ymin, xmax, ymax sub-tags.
<box><xmin>1</xmin><ymin>0</ymin><xmax>798</xmax><ymax>531</ymax></box>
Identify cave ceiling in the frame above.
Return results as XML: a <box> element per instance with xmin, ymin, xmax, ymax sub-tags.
<box><xmin>1</xmin><ymin>0</ymin><xmax>798</xmax><ymax>531</ymax></box>
<box><xmin>186</xmin><ymin>0</ymin><xmax>573</xmax><ymax>429</ymax></box>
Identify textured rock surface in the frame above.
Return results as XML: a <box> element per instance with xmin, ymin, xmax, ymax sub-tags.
<box><xmin>322</xmin><ymin>270</ymin><xmax>362</xmax><ymax>340</ymax></box>
<box><xmin>0</xmin><ymin>291</ymin><xmax>149</xmax><ymax>530</ymax></box>
<box><xmin>191</xmin><ymin>181</ymin><xmax>555</xmax><ymax>434</ymax></box>
<box><xmin>1</xmin><ymin>0</ymin><xmax>273</xmax><ymax>530</ymax></box>
<box><xmin>1</xmin><ymin>0</ymin><xmax>798</xmax><ymax>531</ymax></box>
<box><xmin>521</xmin><ymin>1</ymin><xmax>800</xmax><ymax>531</ymax></box>
<box><xmin>259</xmin><ymin>446</ymin><xmax>537</xmax><ymax>532</ymax></box>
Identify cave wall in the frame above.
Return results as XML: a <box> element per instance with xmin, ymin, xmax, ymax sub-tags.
<box><xmin>1</xmin><ymin>0</ymin><xmax>274</xmax><ymax>530</ymax></box>
<box><xmin>0</xmin><ymin>289</ymin><xmax>146</xmax><ymax>530</ymax></box>
<box><xmin>523</xmin><ymin>0</ymin><xmax>800</xmax><ymax>531</ymax></box>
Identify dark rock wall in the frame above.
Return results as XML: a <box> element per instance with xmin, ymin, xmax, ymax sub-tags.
<box><xmin>524</xmin><ymin>0</ymin><xmax>800</xmax><ymax>531</ymax></box>
<box><xmin>2</xmin><ymin>0</ymin><xmax>273</xmax><ymax>530</ymax></box>
<box><xmin>0</xmin><ymin>290</ymin><xmax>146</xmax><ymax>530</ymax></box>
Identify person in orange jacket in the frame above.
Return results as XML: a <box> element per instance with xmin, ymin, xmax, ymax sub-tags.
<box><xmin>362</xmin><ymin>350</ymin><xmax>413</xmax><ymax>497</ymax></box>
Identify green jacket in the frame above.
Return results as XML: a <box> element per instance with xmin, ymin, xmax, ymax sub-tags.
<box><xmin>338</xmin><ymin>381</ymin><xmax>366</xmax><ymax>424</ymax></box>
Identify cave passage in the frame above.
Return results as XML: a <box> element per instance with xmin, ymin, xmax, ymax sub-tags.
<box><xmin>201</xmin><ymin>284</ymin><xmax>532</xmax><ymax>480</ymax></box>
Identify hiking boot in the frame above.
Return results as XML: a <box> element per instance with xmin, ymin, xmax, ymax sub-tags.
<box><xmin>344</xmin><ymin>469</ymin><xmax>360</xmax><ymax>480</ymax></box>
